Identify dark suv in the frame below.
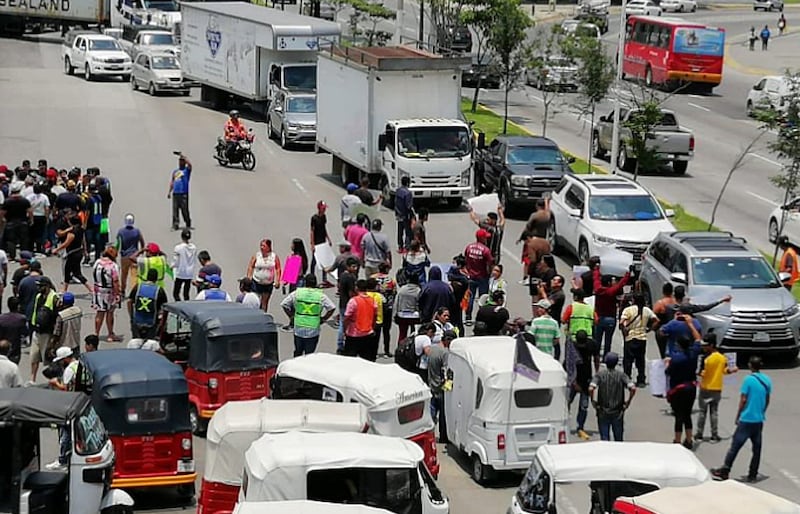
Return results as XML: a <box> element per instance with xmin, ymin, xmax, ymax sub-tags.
<box><xmin>474</xmin><ymin>135</ymin><xmax>574</xmax><ymax>216</ymax></box>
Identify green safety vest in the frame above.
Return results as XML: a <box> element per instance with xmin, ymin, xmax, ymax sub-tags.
<box><xmin>139</xmin><ymin>256</ymin><xmax>171</xmax><ymax>288</ymax></box>
<box><xmin>569</xmin><ymin>301</ymin><xmax>595</xmax><ymax>337</ymax></box>
<box><xmin>294</xmin><ymin>287</ymin><xmax>324</xmax><ymax>330</ymax></box>
<box><xmin>31</xmin><ymin>290</ymin><xmax>57</xmax><ymax>326</ymax></box>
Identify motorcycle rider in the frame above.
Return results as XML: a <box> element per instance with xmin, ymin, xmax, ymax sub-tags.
<box><xmin>223</xmin><ymin>110</ymin><xmax>248</xmax><ymax>162</ymax></box>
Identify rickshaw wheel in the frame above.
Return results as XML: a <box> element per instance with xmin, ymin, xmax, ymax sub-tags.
<box><xmin>190</xmin><ymin>406</ymin><xmax>207</xmax><ymax>437</ymax></box>
<box><xmin>177</xmin><ymin>483</ymin><xmax>196</xmax><ymax>503</ymax></box>
<box><xmin>471</xmin><ymin>454</ymin><xmax>494</xmax><ymax>485</ymax></box>
<box><xmin>102</xmin><ymin>506</ymin><xmax>133</xmax><ymax>514</ymax></box>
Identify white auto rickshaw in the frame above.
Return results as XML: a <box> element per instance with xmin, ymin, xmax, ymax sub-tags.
<box><xmin>612</xmin><ymin>480</ymin><xmax>800</xmax><ymax>514</ymax></box>
<box><xmin>509</xmin><ymin>442</ymin><xmax>710</xmax><ymax>514</ymax></box>
<box><xmin>0</xmin><ymin>388</ymin><xmax>134</xmax><ymax>514</ymax></box>
<box><xmin>444</xmin><ymin>336</ymin><xmax>569</xmax><ymax>484</ymax></box>
<box><xmin>200</xmin><ymin>399</ymin><xmax>368</xmax><ymax>514</ymax></box>
<box><xmin>271</xmin><ymin>354</ymin><xmax>440</xmax><ymax>476</ymax></box>
<box><xmin>233</xmin><ymin>501</ymin><xmax>392</xmax><ymax>514</ymax></box>
<box><xmin>240</xmin><ymin>431</ymin><xmax>448</xmax><ymax>514</ymax></box>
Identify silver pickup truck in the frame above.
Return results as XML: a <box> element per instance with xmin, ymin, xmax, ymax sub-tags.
<box><xmin>592</xmin><ymin>108</ymin><xmax>695</xmax><ymax>175</ymax></box>
<box><xmin>119</xmin><ymin>25</ymin><xmax>179</xmax><ymax>60</ymax></box>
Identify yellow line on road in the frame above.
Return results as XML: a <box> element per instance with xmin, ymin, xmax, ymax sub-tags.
<box><xmin>724</xmin><ymin>28</ymin><xmax>797</xmax><ymax>77</ymax></box>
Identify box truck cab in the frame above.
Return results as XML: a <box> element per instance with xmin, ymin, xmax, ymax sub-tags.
<box><xmin>111</xmin><ymin>0</ymin><xmax>180</xmax><ymax>29</ymax></box>
<box><xmin>444</xmin><ymin>336</ymin><xmax>569</xmax><ymax>484</ymax></box>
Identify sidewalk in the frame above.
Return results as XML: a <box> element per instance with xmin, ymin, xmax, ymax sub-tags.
<box><xmin>725</xmin><ymin>27</ymin><xmax>800</xmax><ymax>76</ymax></box>
<box><xmin>522</xmin><ymin>3</ymin><xmax>577</xmax><ymax>23</ymax></box>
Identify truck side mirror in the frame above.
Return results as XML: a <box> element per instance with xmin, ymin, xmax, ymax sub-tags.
<box><xmin>477</xmin><ymin>132</ymin><xmax>486</xmax><ymax>150</ymax></box>
<box><xmin>378</xmin><ymin>133</ymin><xmax>387</xmax><ymax>151</ymax></box>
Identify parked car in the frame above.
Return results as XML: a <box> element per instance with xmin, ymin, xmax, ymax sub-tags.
<box><xmin>640</xmin><ymin>231</ymin><xmax>800</xmax><ymax>361</ymax></box>
<box><xmin>575</xmin><ymin>11</ymin><xmax>609</xmax><ymax>33</ymax></box>
<box><xmin>592</xmin><ymin>108</ymin><xmax>695</xmax><ymax>175</ymax></box>
<box><xmin>562</xmin><ymin>21</ymin><xmax>601</xmax><ymax>41</ymax></box>
<box><xmin>746</xmin><ymin>75</ymin><xmax>798</xmax><ymax>117</ymax></box>
<box><xmin>131</xmin><ymin>51</ymin><xmax>189</xmax><ymax>95</ymax></box>
<box><xmin>440</xmin><ymin>24</ymin><xmax>472</xmax><ymax>53</ymax></box>
<box><xmin>302</xmin><ymin>1</ymin><xmax>336</xmax><ymax>21</ymax></box>
<box><xmin>526</xmin><ymin>55</ymin><xmax>579</xmax><ymax>91</ymax></box>
<box><xmin>120</xmin><ymin>24</ymin><xmax>179</xmax><ymax>60</ymax></box>
<box><xmin>474</xmin><ymin>134</ymin><xmax>573</xmax><ymax>215</ymax></box>
<box><xmin>660</xmin><ymin>0</ymin><xmax>697</xmax><ymax>11</ymax></box>
<box><xmin>267</xmin><ymin>89</ymin><xmax>317</xmax><ymax>149</ymax></box>
<box><xmin>625</xmin><ymin>0</ymin><xmax>662</xmax><ymax>16</ymax></box>
<box><xmin>754</xmin><ymin>0</ymin><xmax>783</xmax><ymax>11</ymax></box>
<box><xmin>548</xmin><ymin>174</ymin><xmax>676</xmax><ymax>264</ymax></box>
<box><xmin>461</xmin><ymin>56</ymin><xmax>501</xmax><ymax>89</ymax></box>
<box><xmin>62</xmin><ymin>31</ymin><xmax>132</xmax><ymax>81</ymax></box>
<box><xmin>768</xmin><ymin>197</ymin><xmax>800</xmax><ymax>244</ymax></box>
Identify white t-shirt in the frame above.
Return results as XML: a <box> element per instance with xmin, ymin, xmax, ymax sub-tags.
<box><xmin>239</xmin><ymin>291</ymin><xmax>261</xmax><ymax>309</ymax></box>
<box><xmin>0</xmin><ymin>249</ymin><xmax>8</xmax><ymax>282</ymax></box>
<box><xmin>27</xmin><ymin>193</ymin><xmax>50</xmax><ymax>217</ymax></box>
<box><xmin>63</xmin><ymin>360</ymin><xmax>79</xmax><ymax>390</ymax></box>
<box><xmin>414</xmin><ymin>334</ymin><xmax>432</xmax><ymax>369</ymax></box>
<box><xmin>21</xmin><ymin>185</ymin><xmax>34</xmax><ymax>199</ymax></box>
<box><xmin>172</xmin><ymin>242</ymin><xmax>198</xmax><ymax>280</ymax></box>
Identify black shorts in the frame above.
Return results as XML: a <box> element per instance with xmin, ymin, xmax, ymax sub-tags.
<box><xmin>252</xmin><ymin>282</ymin><xmax>274</xmax><ymax>295</ymax></box>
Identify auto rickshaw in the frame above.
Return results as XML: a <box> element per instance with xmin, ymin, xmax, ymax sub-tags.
<box><xmin>0</xmin><ymin>387</ymin><xmax>134</xmax><ymax>514</ymax></box>
<box><xmin>157</xmin><ymin>302</ymin><xmax>279</xmax><ymax>434</ymax></box>
<box><xmin>271</xmin><ymin>353</ymin><xmax>440</xmax><ymax>477</ymax></box>
<box><xmin>78</xmin><ymin>349</ymin><xmax>195</xmax><ymax>498</ymax></box>
<box><xmin>199</xmin><ymin>398</ymin><xmax>368</xmax><ymax>514</ymax></box>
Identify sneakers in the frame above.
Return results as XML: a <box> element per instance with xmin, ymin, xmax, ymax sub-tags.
<box><xmin>696</xmin><ymin>433</ymin><xmax>705</xmax><ymax>442</ymax></box>
<box><xmin>710</xmin><ymin>467</ymin><xmax>729</xmax><ymax>480</ymax></box>
<box><xmin>710</xmin><ymin>434</ymin><xmax>722</xmax><ymax>443</ymax></box>
<box><xmin>577</xmin><ymin>429</ymin><xmax>591</xmax><ymax>441</ymax></box>
<box><xmin>518</xmin><ymin>278</ymin><xmax>530</xmax><ymax>285</ymax></box>
<box><xmin>745</xmin><ymin>473</ymin><xmax>759</xmax><ymax>483</ymax></box>
<box><xmin>45</xmin><ymin>459</ymin><xmax>66</xmax><ymax>471</ymax></box>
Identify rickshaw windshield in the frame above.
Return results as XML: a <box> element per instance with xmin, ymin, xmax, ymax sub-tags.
<box><xmin>223</xmin><ymin>334</ymin><xmax>274</xmax><ymax>368</ymax></box>
<box><xmin>271</xmin><ymin>375</ymin><xmax>344</xmax><ymax>402</ymax></box>
<box><xmin>126</xmin><ymin>398</ymin><xmax>168</xmax><ymax>423</ymax></box>
<box><xmin>307</xmin><ymin>467</ymin><xmax>420</xmax><ymax>513</ymax></box>
<box><xmin>516</xmin><ymin>458</ymin><xmax>552</xmax><ymax>514</ymax></box>
<box><xmin>74</xmin><ymin>406</ymin><xmax>108</xmax><ymax>456</ymax></box>
<box><xmin>165</xmin><ymin>312</ymin><xmax>192</xmax><ymax>335</ymax></box>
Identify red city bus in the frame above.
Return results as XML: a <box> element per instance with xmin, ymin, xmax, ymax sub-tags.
<box><xmin>623</xmin><ymin>16</ymin><xmax>725</xmax><ymax>92</ymax></box>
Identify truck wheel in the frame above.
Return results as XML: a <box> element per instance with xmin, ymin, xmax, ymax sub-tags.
<box><xmin>617</xmin><ymin>144</ymin><xmax>636</xmax><ymax>173</ymax></box>
<box><xmin>578</xmin><ymin>238</ymin><xmax>591</xmax><ymax>265</ymax></box>
<box><xmin>547</xmin><ymin>218</ymin><xmax>559</xmax><ymax>252</ymax></box>
<box><xmin>84</xmin><ymin>64</ymin><xmax>92</xmax><ymax>81</ymax></box>
<box><xmin>769</xmin><ymin>218</ymin><xmax>780</xmax><ymax>243</ymax></box>
<box><xmin>592</xmin><ymin>132</ymin><xmax>606</xmax><ymax>159</ymax></box>
<box><xmin>64</xmin><ymin>57</ymin><xmax>74</xmax><ymax>76</ymax></box>
<box><xmin>672</xmin><ymin>160</ymin><xmax>688</xmax><ymax>175</ymax></box>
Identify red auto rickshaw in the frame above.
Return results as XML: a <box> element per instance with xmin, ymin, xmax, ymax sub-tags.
<box><xmin>158</xmin><ymin>302</ymin><xmax>279</xmax><ymax>435</ymax></box>
<box><xmin>78</xmin><ymin>349</ymin><xmax>196</xmax><ymax>499</ymax></box>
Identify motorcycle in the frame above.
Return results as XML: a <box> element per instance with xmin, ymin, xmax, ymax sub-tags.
<box><xmin>214</xmin><ymin>128</ymin><xmax>256</xmax><ymax>171</ymax></box>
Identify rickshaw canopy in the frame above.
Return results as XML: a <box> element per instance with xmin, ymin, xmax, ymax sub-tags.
<box><xmin>162</xmin><ymin>302</ymin><xmax>279</xmax><ymax>372</ymax></box>
<box><xmin>536</xmin><ymin>442</ymin><xmax>710</xmax><ymax>487</ymax></box>
<box><xmin>616</xmin><ymin>480</ymin><xmax>800</xmax><ymax>513</ymax></box>
<box><xmin>81</xmin><ymin>349</ymin><xmax>188</xmax><ymax>399</ymax></box>
<box><xmin>274</xmin><ymin>353</ymin><xmax>433</xmax><ymax>437</ymax></box>
<box><xmin>0</xmin><ymin>388</ymin><xmax>90</xmax><ymax>425</ymax></box>
<box><xmin>243</xmin><ymin>432</ymin><xmax>424</xmax><ymax>501</ymax></box>
<box><xmin>205</xmin><ymin>399</ymin><xmax>368</xmax><ymax>485</ymax></box>
<box><xmin>448</xmin><ymin>336</ymin><xmax>567</xmax><ymax>423</ymax></box>
<box><xmin>233</xmin><ymin>500</ymin><xmax>393</xmax><ymax>514</ymax></box>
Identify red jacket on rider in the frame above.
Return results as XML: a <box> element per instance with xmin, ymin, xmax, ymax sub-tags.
<box><xmin>224</xmin><ymin>119</ymin><xmax>248</xmax><ymax>142</ymax></box>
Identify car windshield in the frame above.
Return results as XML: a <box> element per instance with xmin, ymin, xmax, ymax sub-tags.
<box><xmin>575</xmin><ymin>25</ymin><xmax>599</xmax><ymax>38</ymax></box>
<box><xmin>397</xmin><ymin>127</ymin><xmax>471</xmax><ymax>158</ymax></box>
<box><xmin>284</xmin><ymin>65</ymin><xmax>316</xmax><ymax>90</ymax></box>
<box><xmin>74</xmin><ymin>406</ymin><xmax>108</xmax><ymax>455</ymax></box>
<box><xmin>548</xmin><ymin>57</ymin><xmax>574</xmax><ymax>67</ymax></box>
<box><xmin>692</xmin><ymin>257</ymin><xmax>781</xmax><ymax>289</ymax></box>
<box><xmin>142</xmin><ymin>33</ymin><xmax>174</xmax><ymax>45</ymax></box>
<box><xmin>507</xmin><ymin>146</ymin><xmax>564</xmax><ymax>165</ymax></box>
<box><xmin>152</xmin><ymin>55</ymin><xmax>179</xmax><ymax>69</ymax></box>
<box><xmin>287</xmin><ymin>97</ymin><xmax>316</xmax><ymax>113</ymax></box>
<box><xmin>588</xmin><ymin>195</ymin><xmax>663</xmax><ymax>221</ymax></box>
<box><xmin>144</xmin><ymin>0</ymin><xmax>178</xmax><ymax>10</ymax></box>
<box><xmin>89</xmin><ymin>39</ymin><xmax>122</xmax><ymax>51</ymax></box>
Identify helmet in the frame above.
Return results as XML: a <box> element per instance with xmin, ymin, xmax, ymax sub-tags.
<box><xmin>124</xmin><ymin>213</ymin><xmax>135</xmax><ymax>226</ymax></box>
<box><xmin>207</xmin><ymin>274</ymin><xmax>222</xmax><ymax>287</ymax></box>
<box><xmin>229</xmin><ymin>110</ymin><xmax>239</xmax><ymax>118</ymax></box>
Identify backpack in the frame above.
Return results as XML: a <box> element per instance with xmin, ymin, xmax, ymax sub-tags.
<box><xmin>394</xmin><ymin>336</ymin><xmax>418</xmax><ymax>372</ymax></box>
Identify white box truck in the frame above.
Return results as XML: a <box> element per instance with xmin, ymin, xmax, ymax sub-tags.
<box><xmin>316</xmin><ymin>46</ymin><xmax>473</xmax><ymax>208</ymax></box>
<box><xmin>180</xmin><ymin>1</ymin><xmax>340</xmax><ymax>116</ymax></box>
<box><xmin>0</xmin><ymin>0</ymin><xmax>109</xmax><ymax>36</ymax></box>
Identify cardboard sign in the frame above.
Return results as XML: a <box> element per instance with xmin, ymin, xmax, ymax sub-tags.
<box><xmin>649</xmin><ymin>359</ymin><xmax>667</xmax><ymax>397</ymax></box>
<box><xmin>467</xmin><ymin>193</ymin><xmax>500</xmax><ymax>218</ymax></box>
<box><xmin>314</xmin><ymin>243</ymin><xmax>336</xmax><ymax>273</ymax></box>
<box><xmin>598</xmin><ymin>248</ymin><xmax>634</xmax><ymax>277</ymax></box>
<box><xmin>724</xmin><ymin>352</ymin><xmax>738</xmax><ymax>387</ymax></box>
<box><xmin>283</xmin><ymin>255</ymin><xmax>302</xmax><ymax>285</ymax></box>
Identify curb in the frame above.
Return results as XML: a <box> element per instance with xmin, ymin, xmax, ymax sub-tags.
<box><xmin>706</xmin><ymin>2</ymin><xmax>800</xmax><ymax>7</ymax></box>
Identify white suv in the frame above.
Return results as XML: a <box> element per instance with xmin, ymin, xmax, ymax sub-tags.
<box><xmin>548</xmin><ymin>174</ymin><xmax>676</xmax><ymax>264</ymax></box>
<box><xmin>746</xmin><ymin>75</ymin><xmax>797</xmax><ymax>117</ymax></box>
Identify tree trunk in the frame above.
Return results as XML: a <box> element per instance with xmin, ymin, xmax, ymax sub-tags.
<box><xmin>542</xmin><ymin>103</ymin><xmax>548</xmax><ymax>137</ymax></box>
<box><xmin>587</xmin><ymin>105</ymin><xmax>595</xmax><ymax>171</ymax></box>
<box><xmin>503</xmin><ymin>69</ymin><xmax>510</xmax><ymax>134</ymax></box>
<box><xmin>471</xmin><ymin>74</ymin><xmax>483</xmax><ymax>113</ymax></box>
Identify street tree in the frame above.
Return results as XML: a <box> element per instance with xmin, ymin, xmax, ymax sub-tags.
<box><xmin>348</xmin><ymin>0</ymin><xmax>396</xmax><ymax>46</ymax></box>
<box><xmin>428</xmin><ymin>0</ymin><xmax>464</xmax><ymax>51</ymax></box>
<box><xmin>572</xmin><ymin>35</ymin><xmax>615</xmax><ymax>170</ymax></box>
<box><xmin>462</xmin><ymin>0</ymin><xmax>496</xmax><ymax>112</ymax></box>
<box><xmin>525</xmin><ymin>25</ymin><xmax>569</xmax><ymax>137</ymax></box>
<box><xmin>485</xmin><ymin>0</ymin><xmax>532</xmax><ymax>134</ymax></box>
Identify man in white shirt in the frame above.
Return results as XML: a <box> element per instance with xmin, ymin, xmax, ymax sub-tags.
<box><xmin>237</xmin><ymin>278</ymin><xmax>261</xmax><ymax>309</ymax></box>
<box><xmin>414</xmin><ymin>323</ymin><xmax>436</xmax><ymax>384</ymax></box>
<box><xmin>340</xmin><ymin>183</ymin><xmax>363</xmax><ymax>228</ymax></box>
<box><xmin>0</xmin><ymin>340</ymin><xmax>21</xmax><ymax>388</ymax></box>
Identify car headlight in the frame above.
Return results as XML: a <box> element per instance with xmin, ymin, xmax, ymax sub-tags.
<box><xmin>593</xmin><ymin>234</ymin><xmax>617</xmax><ymax>244</ymax></box>
<box><xmin>510</xmin><ymin>175</ymin><xmax>528</xmax><ymax>186</ymax></box>
<box><xmin>784</xmin><ymin>304</ymin><xmax>799</xmax><ymax>317</ymax></box>
<box><xmin>286</xmin><ymin>123</ymin><xmax>299</xmax><ymax>131</ymax></box>
<box><xmin>460</xmin><ymin>168</ymin><xmax>470</xmax><ymax>186</ymax></box>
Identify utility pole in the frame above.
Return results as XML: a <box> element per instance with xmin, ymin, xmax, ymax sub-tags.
<box><xmin>395</xmin><ymin>0</ymin><xmax>405</xmax><ymax>44</ymax></box>
<box><xmin>609</xmin><ymin>0</ymin><xmax>627</xmax><ymax>174</ymax></box>
<box><xmin>418</xmin><ymin>0</ymin><xmax>424</xmax><ymax>49</ymax></box>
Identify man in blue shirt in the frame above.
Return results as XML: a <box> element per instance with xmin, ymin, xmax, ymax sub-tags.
<box><xmin>168</xmin><ymin>153</ymin><xmax>192</xmax><ymax>231</ymax></box>
<box><xmin>711</xmin><ymin>356</ymin><xmax>772</xmax><ymax>482</ymax></box>
<box><xmin>659</xmin><ymin>305</ymin><xmax>702</xmax><ymax>357</ymax></box>
<box><xmin>394</xmin><ymin>175</ymin><xmax>414</xmax><ymax>252</ymax></box>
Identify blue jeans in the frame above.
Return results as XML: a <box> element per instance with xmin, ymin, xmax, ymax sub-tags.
<box><xmin>337</xmin><ymin>316</ymin><xmax>345</xmax><ymax>350</ymax></box>
<box><xmin>597</xmin><ymin>414</ymin><xmax>624</xmax><ymax>441</ymax></box>
<box><xmin>58</xmin><ymin>425</ymin><xmax>71</xmax><ymax>465</ymax></box>
<box><xmin>293</xmin><ymin>334</ymin><xmax>319</xmax><ymax>357</ymax></box>
<box><xmin>594</xmin><ymin>316</ymin><xmax>616</xmax><ymax>357</ymax></box>
<box><xmin>466</xmin><ymin>277</ymin><xmax>489</xmax><ymax>320</ymax></box>
<box><xmin>723</xmin><ymin>421</ymin><xmax>763</xmax><ymax>477</ymax></box>
<box><xmin>430</xmin><ymin>393</ymin><xmax>447</xmax><ymax>441</ymax></box>
<box><xmin>569</xmin><ymin>387</ymin><xmax>589</xmax><ymax>431</ymax></box>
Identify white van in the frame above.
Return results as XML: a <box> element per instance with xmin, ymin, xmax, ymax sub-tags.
<box><xmin>240</xmin><ymin>431</ymin><xmax>449</xmax><ymax>514</ymax></box>
<box><xmin>234</xmin><ymin>501</ymin><xmax>393</xmax><ymax>514</ymax></box>
<box><xmin>444</xmin><ymin>336</ymin><xmax>569</xmax><ymax>484</ymax></box>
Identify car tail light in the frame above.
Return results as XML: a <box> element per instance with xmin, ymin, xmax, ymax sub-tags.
<box><xmin>208</xmin><ymin>378</ymin><xmax>218</xmax><ymax>389</ymax></box>
<box><xmin>497</xmin><ymin>433</ymin><xmax>506</xmax><ymax>450</ymax></box>
<box><xmin>689</xmin><ymin>135</ymin><xmax>695</xmax><ymax>152</ymax></box>
<box><xmin>558</xmin><ymin>430</ymin><xmax>567</xmax><ymax>444</ymax></box>
<box><xmin>181</xmin><ymin>437</ymin><xmax>192</xmax><ymax>458</ymax></box>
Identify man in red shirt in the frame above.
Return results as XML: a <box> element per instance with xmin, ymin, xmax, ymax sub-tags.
<box><xmin>463</xmin><ymin>229</ymin><xmax>494</xmax><ymax>325</ymax></box>
<box><xmin>593</xmin><ymin>265</ymin><xmax>632</xmax><ymax>357</ymax></box>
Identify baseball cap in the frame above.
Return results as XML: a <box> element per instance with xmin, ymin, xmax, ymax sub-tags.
<box><xmin>533</xmin><ymin>299</ymin><xmax>552</xmax><ymax>310</ymax></box>
<box><xmin>46</xmin><ymin>168</ymin><xmax>58</xmax><ymax>180</ymax></box>
<box><xmin>19</xmin><ymin>250</ymin><xmax>33</xmax><ymax>261</ymax></box>
<box><xmin>10</xmin><ymin>182</ymin><xmax>23</xmax><ymax>193</ymax></box>
<box><xmin>0</xmin><ymin>165</ymin><xmax>7</xmax><ymax>173</ymax></box>
<box><xmin>61</xmin><ymin>292</ymin><xmax>75</xmax><ymax>306</ymax></box>
<box><xmin>604</xmin><ymin>352</ymin><xmax>619</xmax><ymax>367</ymax></box>
<box><xmin>207</xmin><ymin>274</ymin><xmax>222</xmax><ymax>286</ymax></box>
<box><xmin>36</xmin><ymin>276</ymin><xmax>53</xmax><ymax>288</ymax></box>
<box><xmin>146</xmin><ymin>242</ymin><xmax>161</xmax><ymax>253</ymax></box>
<box><xmin>346</xmin><ymin>183</ymin><xmax>358</xmax><ymax>193</ymax></box>
<box><xmin>317</xmin><ymin>200</ymin><xmax>328</xmax><ymax>209</ymax></box>
<box><xmin>476</xmin><ymin>229</ymin><xmax>491</xmax><ymax>241</ymax></box>
<box><xmin>53</xmin><ymin>346</ymin><xmax>73</xmax><ymax>362</ymax></box>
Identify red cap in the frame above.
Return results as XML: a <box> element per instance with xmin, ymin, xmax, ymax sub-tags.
<box><xmin>317</xmin><ymin>200</ymin><xmax>327</xmax><ymax>209</ymax></box>
<box><xmin>46</xmin><ymin>168</ymin><xmax>58</xmax><ymax>179</ymax></box>
<box><xmin>0</xmin><ymin>165</ymin><xmax>7</xmax><ymax>173</ymax></box>
<box><xmin>476</xmin><ymin>229</ymin><xmax>491</xmax><ymax>241</ymax></box>
<box><xmin>146</xmin><ymin>242</ymin><xmax>161</xmax><ymax>253</ymax></box>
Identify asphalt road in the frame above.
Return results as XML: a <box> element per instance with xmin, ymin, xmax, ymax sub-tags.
<box><xmin>3</xmin><ymin>22</ymin><xmax>800</xmax><ymax>514</ymax></box>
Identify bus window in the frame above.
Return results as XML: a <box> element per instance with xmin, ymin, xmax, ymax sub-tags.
<box><xmin>660</xmin><ymin>27</ymin><xmax>672</xmax><ymax>48</ymax></box>
<box><xmin>647</xmin><ymin>26</ymin><xmax>660</xmax><ymax>46</ymax></box>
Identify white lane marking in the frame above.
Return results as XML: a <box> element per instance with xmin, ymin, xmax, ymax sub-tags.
<box><xmin>688</xmin><ymin>102</ymin><xmax>710</xmax><ymax>112</ymax></box>
<box><xmin>747</xmin><ymin>152</ymin><xmax>783</xmax><ymax>167</ymax></box>
<box><xmin>779</xmin><ymin>468</ymin><xmax>800</xmax><ymax>491</ymax></box>
<box><xmin>292</xmin><ymin>178</ymin><xmax>310</xmax><ymax>198</ymax></box>
<box><xmin>502</xmin><ymin>245</ymin><xmax>519</xmax><ymax>263</ymax></box>
<box><xmin>688</xmin><ymin>94</ymin><xmax>705</xmax><ymax>99</ymax></box>
<box><xmin>748</xmin><ymin>191</ymin><xmax>780</xmax><ymax>207</ymax></box>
